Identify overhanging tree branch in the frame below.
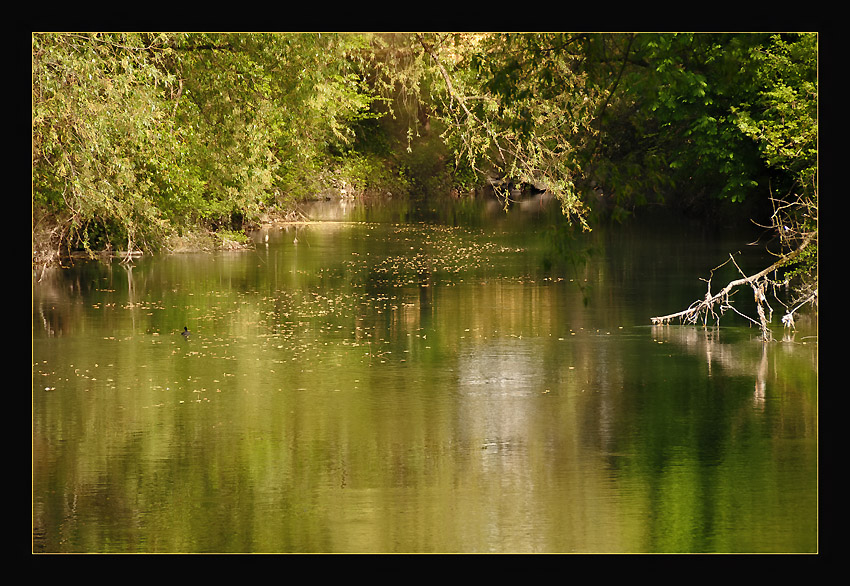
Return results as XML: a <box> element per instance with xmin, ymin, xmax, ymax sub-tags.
<box><xmin>416</xmin><ymin>33</ymin><xmax>594</xmax><ymax>225</ymax></box>
<box><xmin>416</xmin><ymin>34</ymin><xmax>511</xmax><ymax>170</ymax></box>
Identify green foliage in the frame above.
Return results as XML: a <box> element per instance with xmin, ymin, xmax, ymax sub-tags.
<box><xmin>582</xmin><ymin>32</ymin><xmax>816</xmax><ymax>223</ymax></box>
<box><xmin>732</xmin><ymin>34</ymin><xmax>817</xmax><ymax>198</ymax></box>
<box><xmin>32</xmin><ymin>32</ymin><xmax>383</xmax><ymax>257</ymax></box>
<box><xmin>581</xmin><ymin>33</ymin><xmax>770</xmax><ymax>209</ymax></box>
<box><xmin>414</xmin><ymin>33</ymin><xmax>603</xmax><ymax>226</ymax></box>
<box><xmin>33</xmin><ymin>31</ymin><xmax>818</xmax><ymax>302</ymax></box>
<box><xmin>32</xmin><ymin>33</ymin><xmax>178</xmax><ymax>252</ymax></box>
<box><xmin>169</xmin><ymin>33</ymin><xmax>382</xmax><ymax>224</ymax></box>
<box><xmin>732</xmin><ymin>34</ymin><xmax>818</xmax><ymax>294</ymax></box>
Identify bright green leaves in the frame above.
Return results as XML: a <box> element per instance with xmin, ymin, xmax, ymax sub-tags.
<box><xmin>32</xmin><ymin>30</ymin><xmax>818</xmax><ymax>294</ymax></box>
<box><xmin>732</xmin><ymin>34</ymin><xmax>817</xmax><ymax>190</ymax></box>
<box><xmin>32</xmin><ymin>33</ymin><xmax>181</xmax><ymax>253</ymax></box>
<box><xmin>730</xmin><ymin>34</ymin><xmax>818</xmax><ymax>295</ymax></box>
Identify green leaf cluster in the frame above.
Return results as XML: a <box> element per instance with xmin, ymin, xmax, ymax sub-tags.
<box><xmin>583</xmin><ymin>33</ymin><xmax>817</xmax><ymax>218</ymax></box>
<box><xmin>581</xmin><ymin>34</ymin><xmax>767</xmax><ymax>209</ymax></box>
<box><xmin>732</xmin><ymin>34</ymin><xmax>818</xmax><ymax>291</ymax></box>
<box><xmin>33</xmin><ymin>33</ymin><xmax>177</xmax><ymax>252</ymax></box>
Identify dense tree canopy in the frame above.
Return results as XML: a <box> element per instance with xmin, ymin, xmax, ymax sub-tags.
<box><xmin>32</xmin><ymin>33</ymin><xmax>384</xmax><ymax>259</ymax></box>
<box><xmin>32</xmin><ymin>32</ymin><xmax>817</xmax><ymax>300</ymax></box>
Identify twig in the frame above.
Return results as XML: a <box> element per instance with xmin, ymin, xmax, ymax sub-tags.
<box><xmin>781</xmin><ymin>289</ymin><xmax>818</xmax><ymax>329</ymax></box>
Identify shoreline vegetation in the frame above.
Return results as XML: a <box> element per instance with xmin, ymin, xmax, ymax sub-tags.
<box><xmin>34</xmin><ymin>203</ymin><xmax>314</xmax><ymax>266</ymax></box>
<box><xmin>34</xmin><ymin>188</ymin><xmax>492</xmax><ymax>265</ymax></box>
<box><xmin>32</xmin><ymin>33</ymin><xmax>817</xmax><ymax>328</ymax></box>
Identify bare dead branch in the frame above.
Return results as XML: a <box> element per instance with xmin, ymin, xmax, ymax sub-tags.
<box><xmin>650</xmin><ymin>234</ymin><xmax>814</xmax><ymax>340</ymax></box>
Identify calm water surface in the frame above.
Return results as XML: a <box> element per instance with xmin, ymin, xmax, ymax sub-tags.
<box><xmin>32</xmin><ymin>195</ymin><xmax>818</xmax><ymax>553</ymax></box>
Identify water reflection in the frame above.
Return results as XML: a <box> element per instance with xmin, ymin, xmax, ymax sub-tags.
<box><xmin>33</xmin><ymin>195</ymin><xmax>817</xmax><ymax>553</ymax></box>
<box><xmin>651</xmin><ymin>323</ymin><xmax>818</xmax><ymax>413</ymax></box>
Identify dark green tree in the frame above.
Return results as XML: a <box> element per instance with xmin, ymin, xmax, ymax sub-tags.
<box><xmin>578</xmin><ymin>33</ymin><xmax>776</xmax><ymax>215</ymax></box>
<box><xmin>640</xmin><ymin>33</ymin><xmax>817</xmax><ymax>335</ymax></box>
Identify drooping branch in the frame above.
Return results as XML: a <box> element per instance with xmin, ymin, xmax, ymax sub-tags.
<box><xmin>415</xmin><ymin>34</ymin><xmax>593</xmax><ymax>226</ymax></box>
<box><xmin>650</xmin><ymin>235</ymin><xmax>814</xmax><ymax>340</ymax></box>
<box><xmin>415</xmin><ymin>34</ymin><xmax>511</xmax><ymax>169</ymax></box>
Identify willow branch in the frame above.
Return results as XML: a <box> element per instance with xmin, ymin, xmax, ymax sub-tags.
<box><xmin>416</xmin><ymin>34</ymin><xmax>511</xmax><ymax>167</ymax></box>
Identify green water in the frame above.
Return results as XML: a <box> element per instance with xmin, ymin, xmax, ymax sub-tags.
<box><xmin>32</xmin><ymin>196</ymin><xmax>818</xmax><ymax>553</ymax></box>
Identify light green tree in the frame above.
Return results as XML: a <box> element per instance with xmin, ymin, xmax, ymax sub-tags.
<box><xmin>32</xmin><ymin>33</ymin><xmax>382</xmax><ymax>264</ymax></box>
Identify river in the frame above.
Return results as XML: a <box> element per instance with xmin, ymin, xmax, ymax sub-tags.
<box><xmin>32</xmin><ymin>194</ymin><xmax>818</xmax><ymax>553</ymax></box>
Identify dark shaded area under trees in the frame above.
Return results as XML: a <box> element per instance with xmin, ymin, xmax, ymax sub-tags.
<box><xmin>32</xmin><ymin>32</ymin><xmax>817</xmax><ymax>334</ymax></box>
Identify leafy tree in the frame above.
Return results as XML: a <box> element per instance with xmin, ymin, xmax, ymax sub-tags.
<box><xmin>643</xmin><ymin>33</ymin><xmax>818</xmax><ymax>334</ymax></box>
<box><xmin>733</xmin><ymin>33</ymin><xmax>817</xmax><ymax>301</ymax></box>
<box><xmin>576</xmin><ymin>32</ymin><xmax>816</xmax><ymax>301</ymax></box>
<box><xmin>400</xmin><ymin>32</ymin><xmax>817</xmax><ymax>332</ymax></box>
<box><xmin>153</xmin><ymin>33</ymin><xmax>381</xmax><ymax>223</ymax></box>
<box><xmin>32</xmin><ymin>33</ymin><xmax>180</xmax><ymax>257</ymax></box>
<box><xmin>577</xmin><ymin>33</ymin><xmax>775</xmax><ymax>214</ymax></box>
<box><xmin>33</xmin><ymin>31</ymin><xmax>817</xmax><ymax>313</ymax></box>
<box><xmin>32</xmin><ymin>33</ymin><xmax>383</xmax><ymax>263</ymax></box>
<box><xmin>415</xmin><ymin>33</ymin><xmax>604</xmax><ymax>228</ymax></box>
